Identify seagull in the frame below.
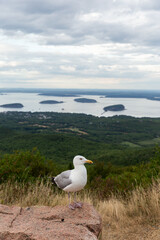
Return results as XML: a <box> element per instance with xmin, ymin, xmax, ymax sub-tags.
<box><xmin>52</xmin><ymin>155</ymin><xmax>93</xmax><ymax>210</ymax></box>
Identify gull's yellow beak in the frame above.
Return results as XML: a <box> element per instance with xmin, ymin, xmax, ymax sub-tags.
<box><xmin>85</xmin><ymin>159</ymin><xmax>93</xmax><ymax>164</ymax></box>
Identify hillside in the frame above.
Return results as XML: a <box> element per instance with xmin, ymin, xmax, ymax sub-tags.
<box><xmin>0</xmin><ymin>111</ymin><xmax>160</xmax><ymax>194</ymax></box>
<box><xmin>0</xmin><ymin>111</ymin><xmax>159</xmax><ymax>166</ymax></box>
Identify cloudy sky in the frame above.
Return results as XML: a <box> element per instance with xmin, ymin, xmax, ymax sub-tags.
<box><xmin>0</xmin><ymin>0</ymin><xmax>160</xmax><ymax>89</ymax></box>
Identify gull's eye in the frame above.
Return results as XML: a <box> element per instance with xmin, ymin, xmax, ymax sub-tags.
<box><xmin>80</xmin><ymin>158</ymin><xmax>83</xmax><ymax>160</ymax></box>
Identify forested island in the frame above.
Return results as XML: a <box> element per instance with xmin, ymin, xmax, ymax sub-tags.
<box><xmin>103</xmin><ymin>104</ymin><xmax>125</xmax><ymax>112</ymax></box>
<box><xmin>0</xmin><ymin>103</ymin><xmax>24</xmax><ymax>108</ymax></box>
<box><xmin>74</xmin><ymin>98</ymin><xmax>97</xmax><ymax>103</ymax></box>
<box><xmin>40</xmin><ymin>100</ymin><xmax>64</xmax><ymax>104</ymax></box>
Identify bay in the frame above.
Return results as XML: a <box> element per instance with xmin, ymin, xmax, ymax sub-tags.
<box><xmin>0</xmin><ymin>92</ymin><xmax>160</xmax><ymax>118</ymax></box>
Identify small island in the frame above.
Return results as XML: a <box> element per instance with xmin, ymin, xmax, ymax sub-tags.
<box><xmin>0</xmin><ymin>103</ymin><xmax>24</xmax><ymax>108</ymax></box>
<box><xmin>39</xmin><ymin>100</ymin><xmax>64</xmax><ymax>104</ymax></box>
<box><xmin>74</xmin><ymin>98</ymin><xmax>97</xmax><ymax>103</ymax></box>
<box><xmin>103</xmin><ymin>104</ymin><xmax>125</xmax><ymax>112</ymax></box>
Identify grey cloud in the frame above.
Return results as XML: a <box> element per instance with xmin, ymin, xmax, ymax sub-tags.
<box><xmin>0</xmin><ymin>0</ymin><xmax>160</xmax><ymax>47</ymax></box>
<box><xmin>0</xmin><ymin>0</ymin><xmax>160</xmax><ymax>89</ymax></box>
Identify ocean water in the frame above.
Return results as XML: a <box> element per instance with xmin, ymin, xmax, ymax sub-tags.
<box><xmin>0</xmin><ymin>92</ymin><xmax>160</xmax><ymax>118</ymax></box>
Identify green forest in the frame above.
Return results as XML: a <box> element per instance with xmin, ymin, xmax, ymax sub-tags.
<box><xmin>0</xmin><ymin>111</ymin><xmax>160</xmax><ymax>198</ymax></box>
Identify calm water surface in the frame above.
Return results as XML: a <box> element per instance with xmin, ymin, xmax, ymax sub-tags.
<box><xmin>0</xmin><ymin>93</ymin><xmax>160</xmax><ymax>118</ymax></box>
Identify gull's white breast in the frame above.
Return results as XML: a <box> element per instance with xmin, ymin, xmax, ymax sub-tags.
<box><xmin>63</xmin><ymin>166</ymin><xmax>87</xmax><ymax>192</ymax></box>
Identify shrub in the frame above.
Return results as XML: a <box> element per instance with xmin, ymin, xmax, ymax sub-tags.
<box><xmin>0</xmin><ymin>148</ymin><xmax>59</xmax><ymax>182</ymax></box>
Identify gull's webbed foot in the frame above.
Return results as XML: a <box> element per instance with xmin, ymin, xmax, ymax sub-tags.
<box><xmin>69</xmin><ymin>203</ymin><xmax>75</xmax><ymax>210</ymax></box>
<box><xmin>74</xmin><ymin>202</ymin><xmax>83</xmax><ymax>208</ymax></box>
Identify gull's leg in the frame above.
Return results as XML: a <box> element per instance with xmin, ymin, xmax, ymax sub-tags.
<box><xmin>73</xmin><ymin>192</ymin><xmax>83</xmax><ymax>208</ymax></box>
<box><xmin>74</xmin><ymin>192</ymin><xmax>77</xmax><ymax>203</ymax></box>
<box><xmin>68</xmin><ymin>192</ymin><xmax>75</xmax><ymax>210</ymax></box>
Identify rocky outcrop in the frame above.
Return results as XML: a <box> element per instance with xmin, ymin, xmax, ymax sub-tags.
<box><xmin>0</xmin><ymin>203</ymin><xmax>102</xmax><ymax>240</ymax></box>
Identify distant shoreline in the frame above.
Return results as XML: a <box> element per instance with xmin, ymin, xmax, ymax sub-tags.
<box><xmin>0</xmin><ymin>89</ymin><xmax>160</xmax><ymax>101</ymax></box>
<box><xmin>38</xmin><ymin>93</ymin><xmax>79</xmax><ymax>97</ymax></box>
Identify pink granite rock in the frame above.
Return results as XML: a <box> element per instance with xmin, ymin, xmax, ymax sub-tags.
<box><xmin>0</xmin><ymin>203</ymin><xmax>102</xmax><ymax>240</ymax></box>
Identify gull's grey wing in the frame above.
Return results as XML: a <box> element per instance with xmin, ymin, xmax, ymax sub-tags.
<box><xmin>54</xmin><ymin>170</ymin><xmax>72</xmax><ymax>189</ymax></box>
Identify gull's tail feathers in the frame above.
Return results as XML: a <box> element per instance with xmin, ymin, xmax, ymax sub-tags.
<box><xmin>51</xmin><ymin>177</ymin><xmax>56</xmax><ymax>185</ymax></box>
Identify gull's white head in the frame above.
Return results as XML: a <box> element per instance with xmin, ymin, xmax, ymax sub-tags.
<box><xmin>73</xmin><ymin>155</ymin><xmax>93</xmax><ymax>167</ymax></box>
